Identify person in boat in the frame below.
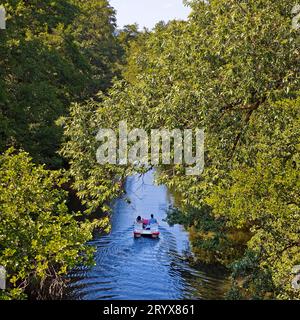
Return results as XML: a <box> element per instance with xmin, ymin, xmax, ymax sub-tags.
<box><xmin>149</xmin><ymin>214</ymin><xmax>158</xmax><ymax>225</ymax></box>
<box><xmin>142</xmin><ymin>218</ymin><xmax>150</xmax><ymax>229</ymax></box>
<box><xmin>136</xmin><ymin>216</ymin><xmax>143</xmax><ymax>224</ymax></box>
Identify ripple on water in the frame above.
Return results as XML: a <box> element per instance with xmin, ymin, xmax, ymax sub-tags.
<box><xmin>67</xmin><ymin>171</ymin><xmax>228</xmax><ymax>300</ymax></box>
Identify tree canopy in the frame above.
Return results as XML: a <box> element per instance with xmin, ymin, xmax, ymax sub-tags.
<box><xmin>0</xmin><ymin>0</ymin><xmax>122</xmax><ymax>299</ymax></box>
<box><xmin>61</xmin><ymin>0</ymin><xmax>299</xmax><ymax>299</ymax></box>
<box><xmin>0</xmin><ymin>0</ymin><xmax>120</xmax><ymax>167</ymax></box>
<box><xmin>1</xmin><ymin>0</ymin><xmax>299</xmax><ymax>300</ymax></box>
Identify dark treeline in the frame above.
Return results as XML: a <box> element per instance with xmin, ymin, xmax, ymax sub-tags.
<box><xmin>0</xmin><ymin>0</ymin><xmax>299</xmax><ymax>300</ymax></box>
<box><xmin>0</xmin><ymin>0</ymin><xmax>124</xmax><ymax>167</ymax></box>
<box><xmin>0</xmin><ymin>0</ymin><xmax>135</xmax><ymax>299</ymax></box>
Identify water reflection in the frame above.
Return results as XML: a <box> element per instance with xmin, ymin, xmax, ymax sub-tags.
<box><xmin>67</xmin><ymin>171</ymin><xmax>228</xmax><ymax>300</ymax></box>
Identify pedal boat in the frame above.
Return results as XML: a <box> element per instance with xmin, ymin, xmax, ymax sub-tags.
<box><xmin>134</xmin><ymin>222</ymin><xmax>160</xmax><ymax>239</ymax></box>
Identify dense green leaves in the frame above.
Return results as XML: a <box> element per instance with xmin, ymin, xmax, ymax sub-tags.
<box><xmin>67</xmin><ymin>0</ymin><xmax>299</xmax><ymax>299</ymax></box>
<box><xmin>1</xmin><ymin>0</ymin><xmax>299</xmax><ymax>300</ymax></box>
<box><xmin>0</xmin><ymin>0</ymin><xmax>123</xmax><ymax>300</ymax></box>
<box><xmin>0</xmin><ymin>0</ymin><xmax>120</xmax><ymax>167</ymax></box>
<box><xmin>0</xmin><ymin>149</ymin><xmax>102</xmax><ymax>299</ymax></box>
<box><xmin>58</xmin><ymin>98</ymin><xmax>128</xmax><ymax>214</ymax></box>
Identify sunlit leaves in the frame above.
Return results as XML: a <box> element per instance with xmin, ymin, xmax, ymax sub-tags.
<box><xmin>0</xmin><ymin>149</ymin><xmax>97</xmax><ymax>299</ymax></box>
<box><xmin>74</xmin><ymin>0</ymin><xmax>300</xmax><ymax>299</ymax></box>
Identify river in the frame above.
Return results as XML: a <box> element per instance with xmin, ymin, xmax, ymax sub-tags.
<box><xmin>67</xmin><ymin>170</ymin><xmax>228</xmax><ymax>300</ymax></box>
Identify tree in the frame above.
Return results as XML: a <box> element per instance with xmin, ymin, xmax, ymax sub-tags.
<box><xmin>58</xmin><ymin>96</ymin><xmax>129</xmax><ymax>215</ymax></box>
<box><xmin>67</xmin><ymin>0</ymin><xmax>299</xmax><ymax>299</ymax></box>
<box><xmin>0</xmin><ymin>148</ymin><xmax>105</xmax><ymax>299</ymax></box>
<box><xmin>0</xmin><ymin>0</ymin><xmax>120</xmax><ymax>167</ymax></box>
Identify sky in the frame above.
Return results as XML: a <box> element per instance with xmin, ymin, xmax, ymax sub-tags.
<box><xmin>109</xmin><ymin>0</ymin><xmax>191</xmax><ymax>30</ymax></box>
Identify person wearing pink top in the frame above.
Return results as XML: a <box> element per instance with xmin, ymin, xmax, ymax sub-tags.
<box><xmin>142</xmin><ymin>218</ymin><xmax>149</xmax><ymax>228</ymax></box>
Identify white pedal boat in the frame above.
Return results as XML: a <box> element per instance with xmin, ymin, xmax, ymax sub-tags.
<box><xmin>133</xmin><ymin>222</ymin><xmax>160</xmax><ymax>238</ymax></box>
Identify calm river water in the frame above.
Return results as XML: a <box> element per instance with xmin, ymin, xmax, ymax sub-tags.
<box><xmin>67</xmin><ymin>171</ymin><xmax>227</xmax><ymax>300</ymax></box>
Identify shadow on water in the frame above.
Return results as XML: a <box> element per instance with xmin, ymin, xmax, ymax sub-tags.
<box><xmin>66</xmin><ymin>170</ymin><xmax>229</xmax><ymax>300</ymax></box>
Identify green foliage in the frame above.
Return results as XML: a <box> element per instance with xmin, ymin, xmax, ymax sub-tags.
<box><xmin>58</xmin><ymin>98</ymin><xmax>128</xmax><ymax>214</ymax></box>
<box><xmin>0</xmin><ymin>1</ymin><xmax>140</xmax><ymax>301</ymax></box>
<box><xmin>0</xmin><ymin>0</ymin><xmax>120</xmax><ymax>167</ymax></box>
<box><xmin>227</xmin><ymin>250</ymin><xmax>275</xmax><ymax>300</ymax></box>
<box><xmin>1</xmin><ymin>0</ymin><xmax>298</xmax><ymax>300</ymax></box>
<box><xmin>0</xmin><ymin>148</ymin><xmax>100</xmax><ymax>299</ymax></box>
<box><xmin>68</xmin><ymin>0</ymin><xmax>299</xmax><ymax>299</ymax></box>
<box><xmin>207</xmin><ymin>96</ymin><xmax>300</xmax><ymax>298</ymax></box>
